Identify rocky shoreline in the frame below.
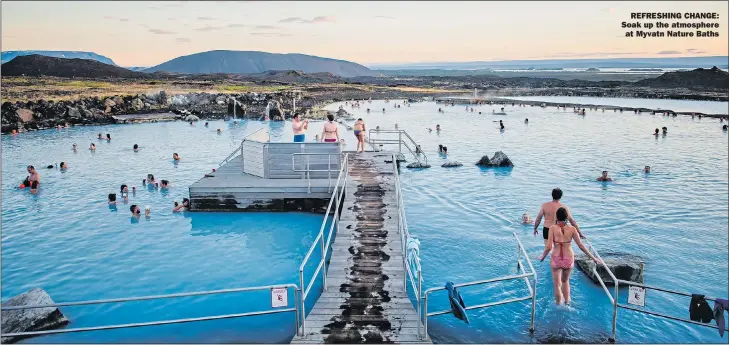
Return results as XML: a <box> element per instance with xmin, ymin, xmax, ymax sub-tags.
<box><xmin>2</xmin><ymin>85</ymin><xmax>727</xmax><ymax>134</ymax></box>
<box><xmin>0</xmin><ymin>88</ymin><xmax>441</xmax><ymax>134</ymax></box>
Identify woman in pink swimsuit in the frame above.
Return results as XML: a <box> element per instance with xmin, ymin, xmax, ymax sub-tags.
<box><xmin>538</xmin><ymin>207</ymin><xmax>599</xmax><ymax>305</ymax></box>
<box><xmin>320</xmin><ymin>114</ymin><xmax>339</xmax><ymax>143</ymax></box>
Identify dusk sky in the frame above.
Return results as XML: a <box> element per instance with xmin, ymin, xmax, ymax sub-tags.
<box><xmin>2</xmin><ymin>1</ymin><xmax>727</xmax><ymax>67</ymax></box>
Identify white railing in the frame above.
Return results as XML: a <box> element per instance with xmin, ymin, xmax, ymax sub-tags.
<box><xmin>422</xmin><ymin>232</ymin><xmax>537</xmax><ymax>340</ymax></box>
<box><xmin>297</xmin><ymin>153</ymin><xmax>349</xmax><ymax>336</ymax></box>
<box><xmin>584</xmin><ymin>239</ymin><xmax>727</xmax><ymax>343</ymax></box>
<box><xmin>219</xmin><ymin>128</ymin><xmax>268</xmax><ymax>167</ymax></box>
<box><xmin>0</xmin><ymin>284</ymin><xmax>301</xmax><ymax>338</ymax></box>
<box><xmin>369</xmin><ymin>130</ymin><xmax>428</xmax><ymax>165</ymax></box>
<box><xmin>291</xmin><ymin>153</ymin><xmax>341</xmax><ymax>193</ymax></box>
<box><xmin>392</xmin><ymin>153</ymin><xmax>423</xmax><ymax>338</ymax></box>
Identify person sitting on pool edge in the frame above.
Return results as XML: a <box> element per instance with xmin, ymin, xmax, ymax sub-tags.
<box><xmin>597</xmin><ymin>170</ymin><xmax>613</xmax><ymax>182</ymax></box>
<box><xmin>173</xmin><ymin>198</ymin><xmax>190</xmax><ymax>212</ymax></box>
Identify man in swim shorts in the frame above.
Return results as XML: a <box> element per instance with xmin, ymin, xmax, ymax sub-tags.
<box><xmin>534</xmin><ymin>188</ymin><xmax>584</xmax><ymax>245</ymax></box>
<box><xmin>292</xmin><ymin>113</ymin><xmax>308</xmax><ymax>142</ymax></box>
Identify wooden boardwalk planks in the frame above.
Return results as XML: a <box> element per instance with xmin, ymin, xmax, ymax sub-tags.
<box><xmin>291</xmin><ymin>152</ymin><xmax>430</xmax><ymax>344</ymax></box>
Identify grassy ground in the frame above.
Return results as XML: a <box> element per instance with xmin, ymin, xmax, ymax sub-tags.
<box><xmin>0</xmin><ymin>77</ymin><xmax>465</xmax><ymax>103</ymax></box>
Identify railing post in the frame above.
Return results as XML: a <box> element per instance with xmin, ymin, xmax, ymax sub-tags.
<box><xmin>398</xmin><ymin>131</ymin><xmax>402</xmax><ymax>156</ymax></box>
<box><xmin>610</xmin><ymin>281</ymin><xmax>619</xmax><ymax>342</ymax></box>
<box><xmin>530</xmin><ymin>273</ymin><xmax>537</xmax><ymax>333</ymax></box>
<box><xmin>328</xmin><ymin>154</ymin><xmax>332</xmax><ymax>193</ymax></box>
<box><xmin>299</xmin><ymin>270</ymin><xmax>306</xmax><ymax>337</ymax></box>
<box><xmin>424</xmin><ymin>293</ymin><xmax>429</xmax><ymax>340</ymax></box>
<box><xmin>294</xmin><ymin>287</ymin><xmax>301</xmax><ymax>336</ymax></box>
<box><xmin>321</xmin><ymin>232</ymin><xmax>327</xmax><ymax>291</ymax></box>
<box><xmin>417</xmin><ymin>267</ymin><xmax>422</xmax><ymax>340</ymax></box>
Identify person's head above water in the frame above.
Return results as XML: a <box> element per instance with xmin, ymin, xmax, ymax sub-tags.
<box><xmin>121</xmin><ymin>184</ymin><xmax>128</xmax><ymax>193</ymax></box>
<box><xmin>161</xmin><ymin>179</ymin><xmax>169</xmax><ymax>187</ymax></box>
<box><xmin>327</xmin><ymin>114</ymin><xmax>334</xmax><ymax>122</ymax></box>
<box><xmin>133</xmin><ymin>144</ymin><xmax>139</xmax><ymax>150</ymax></box>
<box><xmin>644</xmin><ymin>166</ymin><xmax>651</xmax><ymax>173</ymax></box>
<box><xmin>556</xmin><ymin>207</ymin><xmax>568</xmax><ymax>222</ymax></box>
<box><xmin>293</xmin><ymin>113</ymin><xmax>300</xmax><ymax>120</ymax></box>
<box><xmin>602</xmin><ymin>170</ymin><xmax>609</xmax><ymax>178</ymax></box>
<box><xmin>108</xmin><ymin>193</ymin><xmax>117</xmax><ymax>203</ymax></box>
<box><xmin>130</xmin><ymin>204</ymin><xmax>140</xmax><ymax>215</ymax></box>
<box><xmin>27</xmin><ymin>165</ymin><xmax>35</xmax><ymax>174</ymax></box>
<box><xmin>552</xmin><ymin>188</ymin><xmax>563</xmax><ymax>200</ymax></box>
<box><xmin>106</xmin><ymin>134</ymin><xmax>111</xmax><ymax>140</ymax></box>
<box><xmin>173</xmin><ymin>153</ymin><xmax>179</xmax><ymax>160</ymax></box>
<box><xmin>60</xmin><ymin>162</ymin><xmax>67</xmax><ymax>169</ymax></box>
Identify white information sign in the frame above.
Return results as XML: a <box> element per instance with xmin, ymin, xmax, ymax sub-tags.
<box><xmin>628</xmin><ymin>285</ymin><xmax>646</xmax><ymax>307</ymax></box>
<box><xmin>271</xmin><ymin>287</ymin><xmax>288</xmax><ymax>308</ymax></box>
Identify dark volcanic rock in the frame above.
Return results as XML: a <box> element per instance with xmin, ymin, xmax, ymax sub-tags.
<box><xmin>441</xmin><ymin>161</ymin><xmax>463</xmax><ymax>168</ymax></box>
<box><xmin>575</xmin><ymin>252</ymin><xmax>644</xmax><ymax>285</ymax></box>
<box><xmin>476</xmin><ymin>151</ymin><xmax>514</xmax><ymax>167</ymax></box>
<box><xmin>634</xmin><ymin>66</ymin><xmax>729</xmax><ymax>90</ymax></box>
<box><xmin>1</xmin><ymin>288</ymin><xmax>69</xmax><ymax>344</ymax></box>
<box><xmin>2</xmin><ymin>54</ymin><xmax>145</xmax><ymax>78</ymax></box>
<box><xmin>406</xmin><ymin>162</ymin><xmax>431</xmax><ymax>169</ymax></box>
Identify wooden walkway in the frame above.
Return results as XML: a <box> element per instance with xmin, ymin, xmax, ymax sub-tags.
<box><xmin>291</xmin><ymin>152</ymin><xmax>430</xmax><ymax>344</ymax></box>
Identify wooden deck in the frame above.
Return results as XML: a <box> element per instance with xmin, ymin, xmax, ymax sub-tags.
<box><xmin>291</xmin><ymin>152</ymin><xmax>430</xmax><ymax>344</ymax></box>
<box><xmin>188</xmin><ymin>155</ymin><xmax>339</xmax><ymax>212</ymax></box>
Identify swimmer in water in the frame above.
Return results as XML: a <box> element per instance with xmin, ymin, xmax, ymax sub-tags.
<box><xmin>120</xmin><ymin>184</ymin><xmax>129</xmax><ymax>201</ymax></box>
<box><xmin>500</xmin><ymin>120</ymin><xmax>505</xmax><ymax>130</ymax></box>
<box><xmin>108</xmin><ymin>193</ymin><xmax>117</xmax><ymax>205</ymax></box>
<box><xmin>723</xmin><ymin>124</ymin><xmax>728</xmax><ymax>131</ymax></box>
<box><xmin>522</xmin><ymin>212</ymin><xmax>532</xmax><ymax>224</ymax></box>
<box><xmin>382</xmin><ymin>108</ymin><xmax>386</xmax><ymax>113</ymax></box>
<box><xmin>173</xmin><ymin>153</ymin><xmax>180</xmax><ymax>161</ymax></box>
<box><xmin>596</xmin><ymin>170</ymin><xmax>613</xmax><ymax>182</ymax></box>
<box><xmin>205</xmin><ymin>122</ymin><xmax>209</xmax><ymax>127</ymax></box>
<box><xmin>98</xmin><ymin>133</ymin><xmax>103</xmax><ymax>139</ymax></box>
<box><xmin>173</xmin><ymin>198</ymin><xmax>190</xmax><ymax>212</ymax></box>
<box><xmin>644</xmin><ymin>166</ymin><xmax>651</xmax><ymax>174</ymax></box>
<box><xmin>59</xmin><ymin>162</ymin><xmax>68</xmax><ymax>170</ymax></box>
<box><xmin>217</xmin><ymin>128</ymin><xmax>222</xmax><ymax>133</ymax></box>
<box><xmin>72</xmin><ymin>143</ymin><xmax>78</xmax><ymax>152</ymax></box>
<box><xmin>436</xmin><ymin>124</ymin><xmax>441</xmax><ymax>131</ymax></box>
<box><xmin>654</xmin><ymin>128</ymin><xmax>660</xmax><ymax>136</ymax></box>
<box><xmin>89</xmin><ymin>143</ymin><xmax>96</xmax><ymax>151</ymax></box>
<box><xmin>130</xmin><ymin>205</ymin><xmax>141</xmax><ymax>218</ymax></box>
<box><xmin>160</xmin><ymin>179</ymin><xmax>169</xmax><ymax>189</ymax></box>
<box><xmin>133</xmin><ymin>144</ymin><xmax>139</xmax><ymax>152</ymax></box>
<box><xmin>662</xmin><ymin>127</ymin><xmax>668</xmax><ymax>135</ymax></box>
<box><xmin>106</xmin><ymin>133</ymin><xmax>111</xmax><ymax>141</ymax></box>
<box><xmin>30</xmin><ymin>181</ymin><xmax>39</xmax><ymax>194</ymax></box>
<box><xmin>525</xmin><ymin>118</ymin><xmax>529</xmax><ymax>124</ymax></box>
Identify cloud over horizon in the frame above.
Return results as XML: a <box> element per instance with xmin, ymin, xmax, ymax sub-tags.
<box><xmin>149</xmin><ymin>28</ymin><xmax>177</xmax><ymax>35</ymax></box>
<box><xmin>278</xmin><ymin>16</ymin><xmax>335</xmax><ymax>24</ymax></box>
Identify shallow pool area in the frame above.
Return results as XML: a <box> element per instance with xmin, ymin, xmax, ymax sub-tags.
<box><xmin>326</xmin><ymin>99</ymin><xmax>728</xmax><ymax>343</ymax></box>
<box><xmin>504</xmin><ymin>96</ymin><xmax>729</xmax><ymax>114</ymax></box>
<box><xmin>2</xmin><ymin>96</ymin><xmax>728</xmax><ymax>343</ymax></box>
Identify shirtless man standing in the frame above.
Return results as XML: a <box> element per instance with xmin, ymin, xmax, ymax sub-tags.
<box><xmin>533</xmin><ymin>188</ymin><xmax>584</xmax><ymax>245</ymax></box>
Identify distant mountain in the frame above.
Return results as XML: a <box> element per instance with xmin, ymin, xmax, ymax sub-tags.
<box><xmin>1</xmin><ymin>54</ymin><xmax>143</xmax><ymax>78</ymax></box>
<box><xmin>634</xmin><ymin>66</ymin><xmax>729</xmax><ymax>89</ymax></box>
<box><xmin>1</xmin><ymin>50</ymin><xmax>116</xmax><ymax>65</ymax></box>
<box><xmin>370</xmin><ymin>56</ymin><xmax>729</xmax><ymax>70</ymax></box>
<box><xmin>125</xmin><ymin>67</ymin><xmax>149</xmax><ymax>71</ymax></box>
<box><xmin>144</xmin><ymin>50</ymin><xmax>376</xmax><ymax>77</ymax></box>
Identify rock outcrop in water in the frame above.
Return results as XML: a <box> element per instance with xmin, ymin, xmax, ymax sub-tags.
<box><xmin>476</xmin><ymin>151</ymin><xmax>514</xmax><ymax>167</ymax></box>
<box><xmin>1</xmin><ymin>288</ymin><xmax>69</xmax><ymax>344</ymax></box>
<box><xmin>575</xmin><ymin>252</ymin><xmax>644</xmax><ymax>285</ymax></box>
<box><xmin>441</xmin><ymin>161</ymin><xmax>463</xmax><ymax>168</ymax></box>
<box><xmin>406</xmin><ymin>162</ymin><xmax>431</xmax><ymax>169</ymax></box>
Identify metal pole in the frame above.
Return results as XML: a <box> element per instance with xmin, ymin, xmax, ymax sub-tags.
<box><xmin>530</xmin><ymin>273</ymin><xmax>536</xmax><ymax>333</ymax></box>
<box><xmin>417</xmin><ymin>268</ymin><xmax>422</xmax><ymax>340</ymax></box>
<box><xmin>328</xmin><ymin>154</ymin><xmax>332</xmax><ymax>193</ymax></box>
<box><xmin>307</xmin><ymin>155</ymin><xmax>311</xmax><ymax>193</ymax></box>
<box><xmin>424</xmin><ymin>293</ymin><xmax>429</xmax><ymax>340</ymax></box>
<box><xmin>398</xmin><ymin>132</ymin><xmax>402</xmax><ymax>156</ymax></box>
<box><xmin>294</xmin><ymin>287</ymin><xmax>301</xmax><ymax>336</ymax></box>
<box><xmin>299</xmin><ymin>271</ymin><xmax>306</xmax><ymax>336</ymax></box>
<box><xmin>610</xmin><ymin>280</ymin><xmax>619</xmax><ymax>342</ymax></box>
<box><xmin>320</xmin><ymin>232</ymin><xmax>327</xmax><ymax>291</ymax></box>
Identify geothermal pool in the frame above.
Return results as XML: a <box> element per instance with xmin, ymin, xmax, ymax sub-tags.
<box><xmin>2</xmin><ymin>98</ymin><xmax>728</xmax><ymax>343</ymax></box>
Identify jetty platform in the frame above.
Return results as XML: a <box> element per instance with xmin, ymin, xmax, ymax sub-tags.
<box><xmin>291</xmin><ymin>152</ymin><xmax>429</xmax><ymax>344</ymax></box>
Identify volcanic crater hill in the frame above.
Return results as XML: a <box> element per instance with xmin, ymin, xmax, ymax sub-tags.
<box><xmin>143</xmin><ymin>50</ymin><xmax>377</xmax><ymax>77</ymax></box>
<box><xmin>634</xmin><ymin>66</ymin><xmax>729</xmax><ymax>89</ymax></box>
<box><xmin>1</xmin><ymin>54</ymin><xmax>147</xmax><ymax>78</ymax></box>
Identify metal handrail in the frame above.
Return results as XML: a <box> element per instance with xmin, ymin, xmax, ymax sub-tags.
<box><xmin>291</xmin><ymin>153</ymin><xmax>341</xmax><ymax>193</ymax></box>
<box><xmin>0</xmin><ymin>284</ymin><xmax>301</xmax><ymax>338</ymax></box>
<box><xmin>422</xmin><ymin>232</ymin><xmax>536</xmax><ymax>340</ymax></box>
<box><xmin>219</xmin><ymin>128</ymin><xmax>268</xmax><ymax>167</ymax></box>
<box><xmin>298</xmin><ymin>153</ymin><xmax>349</xmax><ymax>336</ymax></box>
<box><xmin>584</xmin><ymin>239</ymin><xmax>727</xmax><ymax>342</ymax></box>
<box><xmin>368</xmin><ymin>129</ymin><xmax>428</xmax><ymax>165</ymax></box>
<box><xmin>392</xmin><ymin>154</ymin><xmax>423</xmax><ymax>338</ymax></box>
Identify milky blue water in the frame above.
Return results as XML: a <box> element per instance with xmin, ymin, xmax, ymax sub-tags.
<box><xmin>506</xmin><ymin>96</ymin><xmax>729</xmax><ymax>115</ymax></box>
<box><xmin>326</xmin><ymin>99</ymin><xmax>728</xmax><ymax>343</ymax></box>
<box><xmin>2</xmin><ymin>97</ymin><xmax>728</xmax><ymax>343</ymax></box>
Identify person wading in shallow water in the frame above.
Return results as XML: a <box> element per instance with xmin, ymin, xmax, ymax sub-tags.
<box><xmin>538</xmin><ymin>207</ymin><xmax>599</xmax><ymax>306</ymax></box>
<box><xmin>534</xmin><ymin>188</ymin><xmax>584</xmax><ymax>246</ymax></box>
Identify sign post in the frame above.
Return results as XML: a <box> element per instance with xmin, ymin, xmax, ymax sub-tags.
<box><xmin>627</xmin><ymin>285</ymin><xmax>646</xmax><ymax>307</ymax></box>
<box><xmin>271</xmin><ymin>287</ymin><xmax>288</xmax><ymax>308</ymax></box>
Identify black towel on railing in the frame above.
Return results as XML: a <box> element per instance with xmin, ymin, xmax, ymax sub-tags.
<box><xmin>690</xmin><ymin>294</ymin><xmax>714</xmax><ymax>323</ymax></box>
<box><xmin>445</xmin><ymin>281</ymin><xmax>470</xmax><ymax>324</ymax></box>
